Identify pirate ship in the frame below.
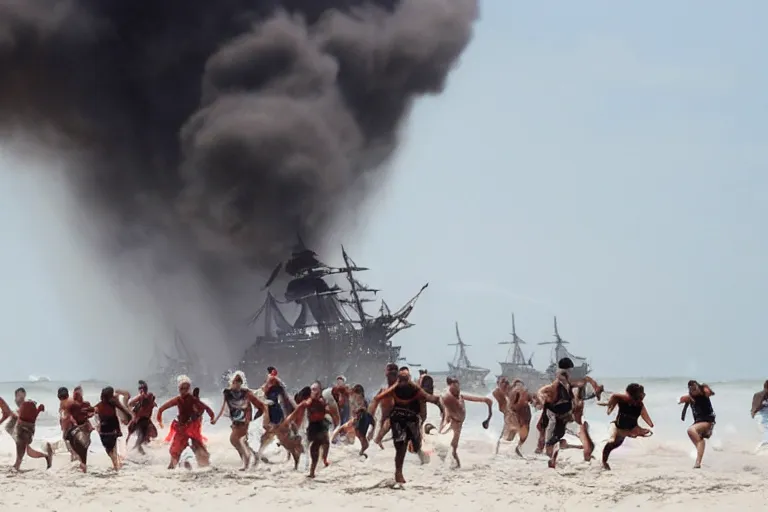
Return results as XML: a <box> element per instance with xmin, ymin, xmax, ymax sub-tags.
<box><xmin>238</xmin><ymin>240</ymin><xmax>428</xmax><ymax>391</ymax></box>
<box><xmin>497</xmin><ymin>313</ymin><xmax>550</xmax><ymax>391</ymax></box>
<box><xmin>442</xmin><ymin>322</ymin><xmax>490</xmax><ymax>390</ymax></box>
<box><xmin>540</xmin><ymin>316</ymin><xmax>591</xmax><ymax>381</ymax></box>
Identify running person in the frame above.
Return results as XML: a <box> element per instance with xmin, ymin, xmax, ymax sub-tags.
<box><xmin>601</xmin><ymin>383</ymin><xmax>654</xmax><ymax>470</ymax></box>
<box><xmin>679</xmin><ymin>380</ymin><xmax>716</xmax><ymax>468</ymax></box>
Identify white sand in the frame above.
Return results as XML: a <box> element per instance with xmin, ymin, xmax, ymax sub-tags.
<box><xmin>2</xmin><ymin>425</ymin><xmax>768</xmax><ymax>512</ymax></box>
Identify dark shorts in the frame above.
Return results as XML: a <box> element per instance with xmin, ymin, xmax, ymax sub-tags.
<box><xmin>65</xmin><ymin>424</ymin><xmax>91</xmax><ymax>462</ymax></box>
<box><xmin>100</xmin><ymin>432</ymin><xmax>119</xmax><ymax>453</ymax></box>
<box><xmin>390</xmin><ymin>410</ymin><xmax>422</xmax><ymax>452</ymax></box>
<box><xmin>544</xmin><ymin>410</ymin><xmax>572</xmax><ymax>446</ymax></box>
<box><xmin>307</xmin><ymin>420</ymin><xmax>329</xmax><ymax>443</ymax></box>
<box><xmin>355</xmin><ymin>412</ymin><xmax>374</xmax><ymax>436</ymax></box>
<box><xmin>268</xmin><ymin>405</ymin><xmax>284</xmax><ymax>425</ymax></box>
<box><xmin>129</xmin><ymin>416</ymin><xmax>158</xmax><ymax>441</ymax></box>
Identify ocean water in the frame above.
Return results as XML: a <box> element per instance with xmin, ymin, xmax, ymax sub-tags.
<box><xmin>1</xmin><ymin>377</ymin><xmax>766</xmax><ymax>463</ymax></box>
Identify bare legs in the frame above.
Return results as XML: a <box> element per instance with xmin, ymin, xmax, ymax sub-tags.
<box><xmin>14</xmin><ymin>441</ymin><xmax>52</xmax><ymax>471</ymax></box>
<box><xmin>393</xmin><ymin>440</ymin><xmax>407</xmax><ymax>483</ymax></box>
<box><xmin>601</xmin><ymin>434</ymin><xmax>625</xmax><ymax>470</ymax></box>
<box><xmin>230</xmin><ymin>425</ymin><xmax>251</xmax><ymax>470</ymax></box>
<box><xmin>687</xmin><ymin>422</ymin><xmax>712</xmax><ymax>468</ymax></box>
<box><xmin>375</xmin><ymin>419</ymin><xmax>391</xmax><ymax>449</ymax></box>
<box><xmin>448</xmin><ymin>420</ymin><xmax>463</xmax><ymax>468</ymax></box>
<box><xmin>308</xmin><ymin>434</ymin><xmax>329</xmax><ymax>478</ymax></box>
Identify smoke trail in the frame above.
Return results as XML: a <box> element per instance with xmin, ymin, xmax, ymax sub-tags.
<box><xmin>0</xmin><ymin>0</ymin><xmax>477</xmax><ymax>372</ymax></box>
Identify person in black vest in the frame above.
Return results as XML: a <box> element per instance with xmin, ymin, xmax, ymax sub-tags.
<box><xmin>679</xmin><ymin>380</ymin><xmax>716</xmax><ymax>468</ymax></box>
<box><xmin>601</xmin><ymin>383</ymin><xmax>654</xmax><ymax>470</ymax></box>
<box><xmin>535</xmin><ymin>357</ymin><xmax>574</xmax><ymax>453</ymax></box>
<box><xmin>369</xmin><ymin>368</ymin><xmax>444</xmax><ymax>484</ymax></box>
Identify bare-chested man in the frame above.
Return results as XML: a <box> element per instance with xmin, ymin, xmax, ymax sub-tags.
<box><xmin>157</xmin><ymin>375</ymin><xmax>215</xmax><ymax>469</ymax></box>
<box><xmin>440</xmin><ymin>377</ymin><xmax>492</xmax><ymax>468</ymax></box>
<box><xmin>600</xmin><ymin>383</ymin><xmax>653</xmax><ymax>470</ymax></box>
<box><xmin>212</xmin><ymin>371</ymin><xmax>269</xmax><ymax>470</ymax></box>
<box><xmin>285</xmin><ymin>381</ymin><xmax>339</xmax><ymax>478</ymax></box>
<box><xmin>370</xmin><ymin>363</ymin><xmax>400</xmax><ymax>448</ymax></box>
<box><xmin>679</xmin><ymin>380</ymin><xmax>716</xmax><ymax>468</ymax></box>
<box><xmin>8</xmin><ymin>387</ymin><xmax>53</xmax><ymax>470</ymax></box>
<box><xmin>58</xmin><ymin>386</ymin><xmax>94</xmax><ymax>471</ymax></box>
<box><xmin>369</xmin><ymin>367</ymin><xmax>444</xmax><ymax>483</ymax></box>
<box><xmin>494</xmin><ymin>378</ymin><xmax>533</xmax><ymax>456</ymax></box>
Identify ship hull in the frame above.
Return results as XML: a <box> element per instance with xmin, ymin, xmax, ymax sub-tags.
<box><xmin>446</xmin><ymin>364</ymin><xmax>490</xmax><ymax>391</ymax></box>
<box><xmin>497</xmin><ymin>362</ymin><xmax>551</xmax><ymax>391</ymax></box>
<box><xmin>239</xmin><ymin>332</ymin><xmax>399</xmax><ymax>393</ymax></box>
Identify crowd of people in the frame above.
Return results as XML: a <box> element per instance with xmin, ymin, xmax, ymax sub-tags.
<box><xmin>1</xmin><ymin>358</ymin><xmax>760</xmax><ymax>481</ymax></box>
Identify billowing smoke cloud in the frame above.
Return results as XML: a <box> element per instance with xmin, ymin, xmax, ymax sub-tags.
<box><xmin>0</xmin><ymin>0</ymin><xmax>477</xmax><ymax>375</ymax></box>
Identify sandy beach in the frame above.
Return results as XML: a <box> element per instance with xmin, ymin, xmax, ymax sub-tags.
<box><xmin>1</xmin><ymin>436</ymin><xmax>767</xmax><ymax>511</ymax></box>
<box><xmin>2</xmin><ymin>385</ymin><xmax>768</xmax><ymax>512</ymax></box>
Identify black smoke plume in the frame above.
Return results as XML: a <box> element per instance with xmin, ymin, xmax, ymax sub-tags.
<box><xmin>0</xmin><ymin>0</ymin><xmax>477</xmax><ymax>369</ymax></box>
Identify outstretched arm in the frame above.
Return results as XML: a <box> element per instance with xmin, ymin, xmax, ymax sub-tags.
<box><xmin>605</xmin><ymin>394</ymin><xmax>623</xmax><ymax>415</ymax></box>
<box><xmin>368</xmin><ymin>385</ymin><xmax>396</xmax><ymax>415</ymax></box>
<box><xmin>197</xmin><ymin>398</ymin><xmax>215</xmax><ymax>421</ymax></box>
<box><xmin>463</xmin><ymin>394</ymin><xmax>493</xmax><ymax>428</ymax></box>
<box><xmin>156</xmin><ymin>397</ymin><xmax>179</xmax><ymax>427</ymax></box>
<box><xmin>213</xmin><ymin>394</ymin><xmax>227</xmax><ymax>424</ymax></box>
<box><xmin>283</xmin><ymin>400</ymin><xmax>308</xmax><ymax>427</ymax></box>
<box><xmin>114</xmin><ymin>389</ymin><xmax>131</xmax><ymax>407</ymax></box>
<box><xmin>680</xmin><ymin>400</ymin><xmax>689</xmax><ymax>421</ymax></box>
<box><xmin>330</xmin><ymin>418</ymin><xmax>354</xmax><ymax>442</ymax></box>
<box><xmin>571</xmin><ymin>377</ymin><xmax>603</xmax><ymax>400</ymax></box>
<box><xmin>640</xmin><ymin>405</ymin><xmax>654</xmax><ymax>428</ymax></box>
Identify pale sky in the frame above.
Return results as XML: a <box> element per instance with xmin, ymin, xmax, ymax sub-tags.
<box><xmin>1</xmin><ymin>2</ymin><xmax>766</xmax><ymax>381</ymax></box>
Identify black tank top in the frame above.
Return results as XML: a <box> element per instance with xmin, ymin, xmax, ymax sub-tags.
<box><xmin>393</xmin><ymin>384</ymin><xmax>421</xmax><ymax>416</ymax></box>
<box><xmin>691</xmin><ymin>394</ymin><xmax>715</xmax><ymax>423</ymax></box>
<box><xmin>547</xmin><ymin>383</ymin><xmax>573</xmax><ymax>415</ymax></box>
<box><xmin>616</xmin><ymin>400</ymin><xmax>642</xmax><ymax>430</ymax></box>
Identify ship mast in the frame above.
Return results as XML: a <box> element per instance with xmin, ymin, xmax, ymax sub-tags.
<box><xmin>538</xmin><ymin>315</ymin><xmax>569</xmax><ymax>362</ymax></box>
<box><xmin>499</xmin><ymin>313</ymin><xmax>530</xmax><ymax>366</ymax></box>
<box><xmin>448</xmin><ymin>322</ymin><xmax>473</xmax><ymax>368</ymax></box>
<box><xmin>341</xmin><ymin>246</ymin><xmax>368</xmax><ymax>325</ymax></box>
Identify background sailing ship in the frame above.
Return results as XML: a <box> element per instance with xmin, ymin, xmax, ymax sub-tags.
<box><xmin>238</xmin><ymin>240</ymin><xmax>428</xmax><ymax>391</ymax></box>
<box><xmin>497</xmin><ymin>313</ymin><xmax>550</xmax><ymax>390</ymax></box>
<box><xmin>540</xmin><ymin>316</ymin><xmax>591</xmax><ymax>380</ymax></box>
<box><xmin>430</xmin><ymin>322</ymin><xmax>490</xmax><ymax>390</ymax></box>
<box><xmin>497</xmin><ymin>314</ymin><xmax>592</xmax><ymax>389</ymax></box>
